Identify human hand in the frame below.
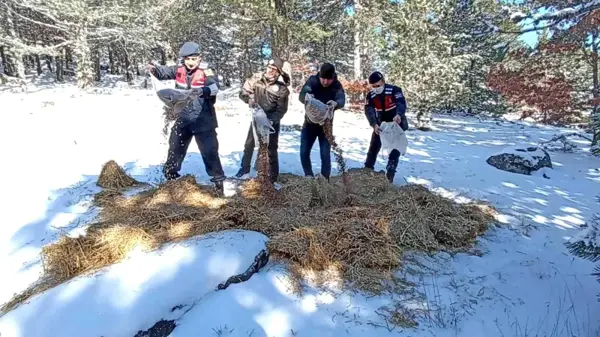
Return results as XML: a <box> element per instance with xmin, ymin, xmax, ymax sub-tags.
<box><xmin>373</xmin><ymin>124</ymin><xmax>382</xmax><ymax>135</ymax></box>
<box><xmin>305</xmin><ymin>93</ymin><xmax>314</xmax><ymax>102</ymax></box>
<box><xmin>393</xmin><ymin>115</ymin><xmax>402</xmax><ymax>124</ymax></box>
<box><xmin>146</xmin><ymin>63</ymin><xmax>156</xmax><ymax>75</ymax></box>
<box><xmin>326</xmin><ymin>100</ymin><xmax>337</xmax><ymax>109</ymax></box>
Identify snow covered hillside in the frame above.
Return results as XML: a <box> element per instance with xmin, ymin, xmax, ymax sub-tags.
<box><xmin>0</xmin><ymin>77</ymin><xmax>599</xmax><ymax>337</ymax></box>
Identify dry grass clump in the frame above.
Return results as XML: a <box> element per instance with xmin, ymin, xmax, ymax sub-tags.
<box><xmin>96</xmin><ymin>160</ymin><xmax>141</xmax><ymax>189</ymax></box>
<box><xmin>1</xmin><ymin>164</ymin><xmax>497</xmax><ymax>314</ymax></box>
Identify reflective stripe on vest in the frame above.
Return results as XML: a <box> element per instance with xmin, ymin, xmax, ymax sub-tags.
<box><xmin>175</xmin><ymin>67</ymin><xmax>206</xmax><ymax>89</ymax></box>
<box><xmin>373</xmin><ymin>94</ymin><xmax>396</xmax><ymax>112</ymax></box>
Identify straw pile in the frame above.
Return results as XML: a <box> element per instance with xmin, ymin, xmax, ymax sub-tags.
<box><xmin>96</xmin><ymin>160</ymin><xmax>141</xmax><ymax>189</ymax></box>
<box><xmin>1</xmin><ymin>164</ymin><xmax>496</xmax><ymax>314</ymax></box>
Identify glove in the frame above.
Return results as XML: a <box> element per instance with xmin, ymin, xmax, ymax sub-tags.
<box><xmin>326</xmin><ymin>100</ymin><xmax>338</xmax><ymax>109</ymax></box>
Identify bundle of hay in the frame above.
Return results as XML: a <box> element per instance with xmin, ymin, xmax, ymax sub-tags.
<box><xmin>3</xmin><ymin>166</ymin><xmax>497</xmax><ymax>314</ymax></box>
<box><xmin>96</xmin><ymin>160</ymin><xmax>140</xmax><ymax>190</ymax></box>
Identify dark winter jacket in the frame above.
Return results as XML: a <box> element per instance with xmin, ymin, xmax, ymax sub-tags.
<box><xmin>153</xmin><ymin>65</ymin><xmax>220</xmax><ymax>132</ymax></box>
<box><xmin>239</xmin><ymin>72</ymin><xmax>290</xmax><ymax>123</ymax></box>
<box><xmin>365</xmin><ymin>84</ymin><xmax>408</xmax><ymax>131</ymax></box>
<box><xmin>299</xmin><ymin>74</ymin><xmax>346</xmax><ymax>123</ymax></box>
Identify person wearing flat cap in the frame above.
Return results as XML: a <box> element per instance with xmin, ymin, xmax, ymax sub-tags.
<box><xmin>364</xmin><ymin>71</ymin><xmax>408</xmax><ymax>183</ymax></box>
<box><xmin>298</xmin><ymin>62</ymin><xmax>346</xmax><ymax>180</ymax></box>
<box><xmin>146</xmin><ymin>41</ymin><xmax>225</xmax><ymax>194</ymax></box>
<box><xmin>236</xmin><ymin>57</ymin><xmax>291</xmax><ymax>183</ymax></box>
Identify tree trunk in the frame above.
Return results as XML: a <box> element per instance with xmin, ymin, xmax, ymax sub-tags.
<box><xmin>271</xmin><ymin>0</ymin><xmax>289</xmax><ymax>60</ymax></box>
<box><xmin>5</xmin><ymin>8</ymin><xmax>25</xmax><ymax>79</ymax></box>
<box><xmin>46</xmin><ymin>55</ymin><xmax>53</xmax><ymax>73</ymax></box>
<box><xmin>74</xmin><ymin>25</ymin><xmax>94</xmax><ymax>88</ymax></box>
<box><xmin>159</xmin><ymin>47</ymin><xmax>166</xmax><ymax>65</ymax></box>
<box><xmin>134</xmin><ymin>58</ymin><xmax>140</xmax><ymax>76</ymax></box>
<box><xmin>65</xmin><ymin>47</ymin><xmax>74</xmax><ymax>72</ymax></box>
<box><xmin>93</xmin><ymin>48</ymin><xmax>101</xmax><ymax>82</ymax></box>
<box><xmin>35</xmin><ymin>55</ymin><xmax>43</xmax><ymax>75</ymax></box>
<box><xmin>108</xmin><ymin>45</ymin><xmax>116</xmax><ymax>74</ymax></box>
<box><xmin>56</xmin><ymin>54</ymin><xmax>64</xmax><ymax>82</ymax></box>
<box><xmin>591</xmin><ymin>33</ymin><xmax>599</xmax><ymax>147</ymax></box>
<box><xmin>0</xmin><ymin>46</ymin><xmax>7</xmax><ymax>75</ymax></box>
<box><xmin>353</xmin><ymin>0</ymin><xmax>362</xmax><ymax>80</ymax></box>
<box><xmin>124</xmin><ymin>50</ymin><xmax>133</xmax><ymax>83</ymax></box>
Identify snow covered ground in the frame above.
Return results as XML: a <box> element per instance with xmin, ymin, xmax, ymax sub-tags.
<box><xmin>0</xmin><ymin>75</ymin><xmax>599</xmax><ymax>337</ymax></box>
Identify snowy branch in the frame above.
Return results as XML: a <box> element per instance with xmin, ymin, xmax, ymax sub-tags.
<box><xmin>2</xmin><ymin>2</ymin><xmax>71</xmax><ymax>33</ymax></box>
<box><xmin>7</xmin><ymin>0</ymin><xmax>78</xmax><ymax>29</ymax></box>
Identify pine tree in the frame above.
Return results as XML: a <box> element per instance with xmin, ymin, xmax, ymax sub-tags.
<box><xmin>497</xmin><ymin>1</ymin><xmax>600</xmax><ymax>151</ymax></box>
<box><xmin>565</xmin><ymin>212</ymin><xmax>600</xmax><ymax>301</ymax></box>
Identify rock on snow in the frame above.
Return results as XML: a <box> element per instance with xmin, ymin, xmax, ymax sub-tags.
<box><xmin>486</xmin><ymin>145</ymin><xmax>553</xmax><ymax>175</ymax></box>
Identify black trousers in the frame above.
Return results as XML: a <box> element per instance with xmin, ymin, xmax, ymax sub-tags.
<box><xmin>164</xmin><ymin>120</ymin><xmax>225</xmax><ymax>181</ymax></box>
<box><xmin>364</xmin><ymin>131</ymin><xmax>400</xmax><ymax>169</ymax></box>
<box><xmin>240</xmin><ymin>122</ymin><xmax>281</xmax><ymax>181</ymax></box>
<box><xmin>300</xmin><ymin>121</ymin><xmax>331</xmax><ymax>179</ymax></box>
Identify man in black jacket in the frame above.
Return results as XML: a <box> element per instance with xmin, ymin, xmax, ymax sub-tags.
<box><xmin>364</xmin><ymin>71</ymin><xmax>408</xmax><ymax>183</ymax></box>
<box><xmin>298</xmin><ymin>63</ymin><xmax>346</xmax><ymax>179</ymax></box>
<box><xmin>147</xmin><ymin>41</ymin><xmax>226</xmax><ymax>194</ymax></box>
<box><xmin>235</xmin><ymin>57</ymin><xmax>290</xmax><ymax>183</ymax></box>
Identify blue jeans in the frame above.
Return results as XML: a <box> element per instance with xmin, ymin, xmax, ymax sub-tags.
<box><xmin>300</xmin><ymin>121</ymin><xmax>331</xmax><ymax>178</ymax></box>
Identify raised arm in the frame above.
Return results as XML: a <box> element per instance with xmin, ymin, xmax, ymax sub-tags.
<box><xmin>152</xmin><ymin>65</ymin><xmax>178</xmax><ymax>81</ymax></box>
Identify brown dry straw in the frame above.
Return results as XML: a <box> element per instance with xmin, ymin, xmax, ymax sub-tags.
<box><xmin>255</xmin><ymin>138</ymin><xmax>277</xmax><ymax>199</ymax></box>
<box><xmin>1</xmin><ymin>164</ymin><xmax>496</xmax><ymax>314</ymax></box>
<box><xmin>96</xmin><ymin>160</ymin><xmax>141</xmax><ymax>189</ymax></box>
<box><xmin>323</xmin><ymin>120</ymin><xmax>349</xmax><ymax>185</ymax></box>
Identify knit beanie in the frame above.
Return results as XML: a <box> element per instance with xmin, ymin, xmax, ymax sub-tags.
<box><xmin>319</xmin><ymin>63</ymin><xmax>336</xmax><ymax>79</ymax></box>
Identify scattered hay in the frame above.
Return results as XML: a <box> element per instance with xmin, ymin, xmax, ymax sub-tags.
<box><xmin>323</xmin><ymin>120</ymin><xmax>349</xmax><ymax>185</ymax></box>
<box><xmin>2</xmin><ymin>166</ymin><xmax>497</xmax><ymax>315</ymax></box>
<box><xmin>255</xmin><ymin>141</ymin><xmax>277</xmax><ymax>199</ymax></box>
<box><xmin>96</xmin><ymin>160</ymin><xmax>140</xmax><ymax>190</ymax></box>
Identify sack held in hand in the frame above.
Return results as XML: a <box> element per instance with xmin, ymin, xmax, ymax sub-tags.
<box><xmin>251</xmin><ymin>106</ymin><xmax>275</xmax><ymax>146</ymax></box>
<box><xmin>380</xmin><ymin>121</ymin><xmax>408</xmax><ymax>155</ymax></box>
<box><xmin>305</xmin><ymin>97</ymin><xmax>333</xmax><ymax>125</ymax></box>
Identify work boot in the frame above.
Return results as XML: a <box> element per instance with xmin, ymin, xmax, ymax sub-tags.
<box><xmin>214</xmin><ymin>181</ymin><xmax>224</xmax><ymax>195</ymax></box>
<box><xmin>235</xmin><ymin>168</ymin><xmax>250</xmax><ymax>179</ymax></box>
<box><xmin>386</xmin><ymin>159</ymin><xmax>399</xmax><ymax>183</ymax></box>
<box><xmin>211</xmin><ymin>176</ymin><xmax>226</xmax><ymax>196</ymax></box>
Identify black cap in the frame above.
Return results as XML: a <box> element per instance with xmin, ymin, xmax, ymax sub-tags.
<box><xmin>319</xmin><ymin>63</ymin><xmax>336</xmax><ymax>79</ymax></box>
<box><xmin>268</xmin><ymin>57</ymin><xmax>284</xmax><ymax>73</ymax></box>
<box><xmin>368</xmin><ymin>71</ymin><xmax>384</xmax><ymax>84</ymax></box>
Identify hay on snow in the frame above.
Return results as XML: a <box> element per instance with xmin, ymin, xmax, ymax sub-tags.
<box><xmin>1</xmin><ymin>163</ymin><xmax>496</xmax><ymax>314</ymax></box>
<box><xmin>96</xmin><ymin>160</ymin><xmax>141</xmax><ymax>190</ymax></box>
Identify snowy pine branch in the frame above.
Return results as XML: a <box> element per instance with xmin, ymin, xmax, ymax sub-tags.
<box><xmin>566</xmin><ymin>215</ymin><xmax>600</xmax><ymax>263</ymax></box>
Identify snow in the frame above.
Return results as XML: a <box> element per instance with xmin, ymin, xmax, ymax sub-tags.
<box><xmin>0</xmin><ymin>230</ymin><xmax>268</xmax><ymax>337</ymax></box>
<box><xmin>1</xmin><ymin>76</ymin><xmax>600</xmax><ymax>337</ymax></box>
